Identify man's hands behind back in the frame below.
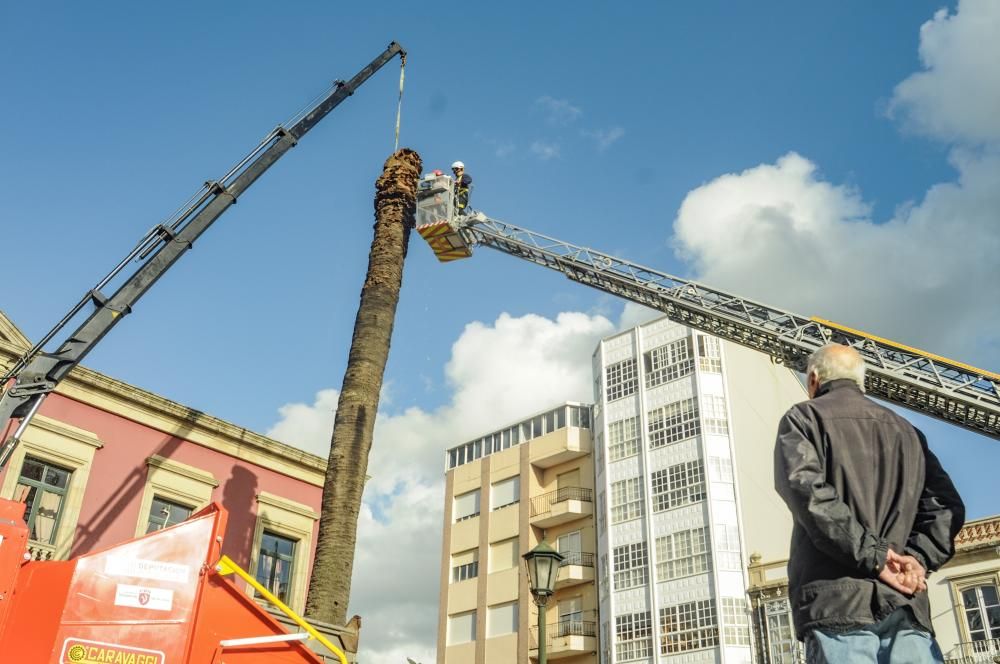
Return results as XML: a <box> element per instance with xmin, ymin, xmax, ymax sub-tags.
<box><xmin>878</xmin><ymin>549</ymin><xmax>927</xmax><ymax>595</ymax></box>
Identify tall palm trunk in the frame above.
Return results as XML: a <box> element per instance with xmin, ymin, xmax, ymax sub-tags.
<box><xmin>305</xmin><ymin>148</ymin><xmax>422</xmax><ymax>625</ymax></box>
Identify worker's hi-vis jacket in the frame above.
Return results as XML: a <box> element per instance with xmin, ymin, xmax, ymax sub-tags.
<box><xmin>454</xmin><ymin>173</ymin><xmax>472</xmax><ymax>211</ymax></box>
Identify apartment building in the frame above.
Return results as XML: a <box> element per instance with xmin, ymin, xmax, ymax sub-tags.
<box><xmin>437</xmin><ymin>402</ymin><xmax>597</xmax><ymax>664</ymax></box>
<box><xmin>592</xmin><ymin>317</ymin><xmax>806</xmax><ymax>664</ymax></box>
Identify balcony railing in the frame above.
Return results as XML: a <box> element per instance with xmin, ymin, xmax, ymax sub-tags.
<box><xmin>559</xmin><ymin>551</ymin><xmax>595</xmax><ymax>568</ymax></box>
<box><xmin>945</xmin><ymin>637</ymin><xmax>1000</xmax><ymax>664</ymax></box>
<box><xmin>531</xmin><ymin>614</ymin><xmax>599</xmax><ymax>644</ymax></box>
<box><xmin>529</xmin><ymin>487</ymin><xmax>593</xmax><ymax>517</ymax></box>
<box><xmin>27</xmin><ymin>541</ymin><xmax>56</xmax><ymax>561</ymax></box>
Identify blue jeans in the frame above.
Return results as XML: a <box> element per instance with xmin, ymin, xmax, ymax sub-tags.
<box><xmin>806</xmin><ymin>608</ymin><xmax>944</xmax><ymax>664</ymax></box>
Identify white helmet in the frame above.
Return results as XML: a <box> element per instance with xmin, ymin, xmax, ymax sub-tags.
<box><xmin>451</xmin><ymin>161</ymin><xmax>465</xmax><ymax>170</ymax></box>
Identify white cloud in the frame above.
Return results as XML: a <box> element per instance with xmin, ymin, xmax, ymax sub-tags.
<box><xmin>672</xmin><ymin>149</ymin><xmax>1000</xmax><ymax>366</ymax></box>
<box><xmin>266</xmin><ymin>311</ymin><xmax>614</xmax><ymax>663</ymax></box>
<box><xmin>266</xmin><ymin>388</ymin><xmax>338</xmax><ymax>456</ymax></box>
<box><xmin>535</xmin><ymin>95</ymin><xmax>582</xmax><ymax>126</ymax></box>
<box><xmin>671</xmin><ymin>0</ymin><xmax>1000</xmax><ymax>369</ymax></box>
<box><xmin>530</xmin><ymin>140</ymin><xmax>561</xmax><ymax>160</ymax></box>
<box><xmin>889</xmin><ymin>0</ymin><xmax>1000</xmax><ymax>144</ymax></box>
<box><xmin>618</xmin><ymin>301</ymin><xmax>661</xmax><ymax>331</ymax></box>
<box><xmin>582</xmin><ymin>126</ymin><xmax>625</xmax><ymax>151</ymax></box>
<box><xmin>482</xmin><ymin>137</ymin><xmax>516</xmax><ymax>158</ymax></box>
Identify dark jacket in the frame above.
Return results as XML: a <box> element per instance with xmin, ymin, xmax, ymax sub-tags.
<box><xmin>774</xmin><ymin>379</ymin><xmax>965</xmax><ymax>639</ymax></box>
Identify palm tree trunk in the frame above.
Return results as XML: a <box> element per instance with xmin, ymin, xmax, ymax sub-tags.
<box><xmin>305</xmin><ymin>148</ymin><xmax>422</xmax><ymax>626</ymax></box>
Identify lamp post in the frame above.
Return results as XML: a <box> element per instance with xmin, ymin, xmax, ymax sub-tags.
<box><xmin>523</xmin><ymin>541</ymin><xmax>565</xmax><ymax>664</ymax></box>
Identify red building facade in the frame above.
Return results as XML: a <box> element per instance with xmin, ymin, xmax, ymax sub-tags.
<box><xmin>0</xmin><ymin>312</ymin><xmax>325</xmax><ymax>615</ymax></box>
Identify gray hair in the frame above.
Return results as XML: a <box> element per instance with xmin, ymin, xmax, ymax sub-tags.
<box><xmin>807</xmin><ymin>344</ymin><xmax>866</xmax><ymax>392</ymax></box>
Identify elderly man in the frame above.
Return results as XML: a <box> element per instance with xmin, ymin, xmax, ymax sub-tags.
<box><xmin>774</xmin><ymin>343</ymin><xmax>965</xmax><ymax>663</ymax></box>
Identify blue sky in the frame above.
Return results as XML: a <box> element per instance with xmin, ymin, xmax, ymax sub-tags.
<box><xmin>4</xmin><ymin>2</ymin><xmax>999</xmax><ymax>661</ymax></box>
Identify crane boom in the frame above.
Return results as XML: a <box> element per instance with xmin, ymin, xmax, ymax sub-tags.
<box><xmin>413</xmin><ymin>180</ymin><xmax>999</xmax><ymax>439</ymax></box>
<box><xmin>0</xmin><ymin>42</ymin><xmax>406</xmax><ymax>468</ymax></box>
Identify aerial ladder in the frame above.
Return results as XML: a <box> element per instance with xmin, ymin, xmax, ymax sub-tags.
<box><xmin>0</xmin><ymin>43</ymin><xmax>406</xmax><ymax>663</ymax></box>
<box><xmin>414</xmin><ymin>173</ymin><xmax>1000</xmax><ymax>440</ymax></box>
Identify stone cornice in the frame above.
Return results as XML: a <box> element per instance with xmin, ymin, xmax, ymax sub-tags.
<box><xmin>257</xmin><ymin>490</ymin><xmax>320</xmax><ymax>521</ymax></box>
<box><xmin>0</xmin><ymin>338</ymin><xmax>326</xmax><ymax>486</ymax></box>
<box><xmin>147</xmin><ymin>454</ymin><xmax>220</xmax><ymax>487</ymax></box>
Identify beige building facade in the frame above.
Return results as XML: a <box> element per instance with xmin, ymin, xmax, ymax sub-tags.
<box><xmin>437</xmin><ymin>403</ymin><xmax>598</xmax><ymax>664</ymax></box>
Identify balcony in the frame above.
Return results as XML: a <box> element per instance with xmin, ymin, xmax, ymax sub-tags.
<box><xmin>945</xmin><ymin>638</ymin><xmax>1000</xmax><ymax>664</ymax></box>
<box><xmin>556</xmin><ymin>551</ymin><xmax>595</xmax><ymax>589</ymax></box>
<box><xmin>27</xmin><ymin>541</ymin><xmax>56</xmax><ymax>561</ymax></box>
<box><xmin>529</xmin><ymin>487</ymin><xmax>593</xmax><ymax>529</ymax></box>
<box><xmin>528</xmin><ymin>427</ymin><xmax>591</xmax><ymax>469</ymax></box>
<box><xmin>530</xmin><ymin>614</ymin><xmax>598</xmax><ymax>660</ymax></box>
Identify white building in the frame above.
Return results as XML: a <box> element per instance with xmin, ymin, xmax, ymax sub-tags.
<box><xmin>592</xmin><ymin>317</ymin><xmax>806</xmax><ymax>664</ymax></box>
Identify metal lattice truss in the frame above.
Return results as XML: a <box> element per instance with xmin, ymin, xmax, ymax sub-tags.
<box><xmin>457</xmin><ymin>214</ymin><xmax>1000</xmax><ymax>439</ymax></box>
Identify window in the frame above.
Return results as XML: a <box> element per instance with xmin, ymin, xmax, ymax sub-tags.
<box><xmin>613</xmin><ymin>542</ymin><xmax>649</xmax><ymax>590</ymax></box>
<box><xmin>559</xmin><ymin>596</ymin><xmax>583</xmax><ymax>630</ymax></box>
<box><xmin>601</xmin><ymin>622</ymin><xmax>611</xmax><ymax>664</ymax></box>
<box><xmin>491</xmin><ymin>476</ymin><xmax>519</xmax><ymax>510</ymax></box>
<box><xmin>962</xmin><ymin>583</ymin><xmax>1000</xmax><ymax>644</ymax></box>
<box><xmin>722</xmin><ymin>597</ymin><xmax>751</xmax><ymax>645</ymax></box>
<box><xmin>255</xmin><ymin>531</ymin><xmax>296</xmax><ymax>603</ymax></box>
<box><xmin>448</xmin><ymin>610</ymin><xmax>477</xmax><ymax>645</ymax></box>
<box><xmin>698</xmin><ymin>335</ymin><xmax>722</xmax><ymax>372</ymax></box>
<box><xmin>0</xmin><ymin>415</ymin><xmax>102</xmax><ymax>560</ymax></box>
<box><xmin>651</xmin><ymin>460</ymin><xmax>706</xmax><ymax>512</ymax></box>
<box><xmin>15</xmin><ymin>457</ymin><xmax>71</xmax><ymax>545</ymax></box>
<box><xmin>656</xmin><ymin>527</ymin><xmax>710</xmax><ymax>581</ymax></box>
<box><xmin>703</xmin><ymin>395</ymin><xmax>730</xmax><ymax>435</ymax></box>
<box><xmin>764</xmin><ymin>598</ymin><xmax>801</xmax><ymax>663</ymax></box>
<box><xmin>610</xmin><ymin>478</ymin><xmax>643</xmax><ymax>523</ymax></box>
<box><xmin>716</xmin><ymin>523</ymin><xmax>742</xmax><ymax>571</ymax></box>
<box><xmin>595</xmin><ymin>432</ymin><xmax>604</xmax><ymax>475</ymax></box>
<box><xmin>486</xmin><ymin>601</ymin><xmax>517</xmax><ymax>637</ymax></box>
<box><xmin>569</xmin><ymin>405</ymin><xmax>591</xmax><ymax>429</ymax></box>
<box><xmin>615</xmin><ymin>611</ymin><xmax>652</xmax><ymax>661</ymax></box>
<box><xmin>597</xmin><ymin>491</ymin><xmax>607</xmax><ymax>534</ymax></box>
<box><xmin>708</xmin><ymin>456</ymin><xmax>734</xmax><ymax>483</ymax></box>
<box><xmin>648</xmin><ymin>398</ymin><xmax>700</xmax><ymax>448</ymax></box>
<box><xmin>660</xmin><ymin>599</ymin><xmax>719</xmax><ymax>653</ymax></box>
<box><xmin>250</xmin><ymin>492</ymin><xmax>318</xmax><ymax>613</ymax></box>
<box><xmin>606</xmin><ymin>359</ymin><xmax>638</xmax><ymax>402</ymax></box>
<box><xmin>558</xmin><ymin>531</ymin><xmax>583</xmax><ymax>566</ymax></box>
<box><xmin>135</xmin><ymin>455</ymin><xmax>217</xmax><ymax>539</ymax></box>
<box><xmin>645</xmin><ymin>338</ymin><xmax>694</xmax><ymax>388</ymax></box>
<box><xmin>608</xmin><ymin>416</ymin><xmax>640</xmax><ymax>461</ymax></box>
<box><xmin>599</xmin><ymin>553</ymin><xmax>610</xmax><ymax>597</ymax></box>
<box><xmin>452</xmin><ymin>549</ymin><xmax>479</xmax><ymax>582</ymax></box>
<box><xmin>454</xmin><ymin>489</ymin><xmax>480</xmax><ymax>522</ymax></box>
<box><xmin>145</xmin><ymin>496</ymin><xmax>194</xmax><ymax>533</ymax></box>
<box><xmin>489</xmin><ymin>538</ymin><xmax>518</xmax><ymax>573</ymax></box>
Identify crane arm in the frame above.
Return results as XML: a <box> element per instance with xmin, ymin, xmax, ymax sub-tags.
<box><xmin>0</xmin><ymin>42</ymin><xmax>405</xmax><ymax>468</ymax></box>
<box><xmin>413</xmin><ymin>200</ymin><xmax>999</xmax><ymax>439</ymax></box>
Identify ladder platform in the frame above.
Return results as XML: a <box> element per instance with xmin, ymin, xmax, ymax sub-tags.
<box><xmin>416</xmin><ymin>221</ymin><xmax>472</xmax><ymax>263</ymax></box>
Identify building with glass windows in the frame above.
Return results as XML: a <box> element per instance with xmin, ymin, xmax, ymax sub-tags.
<box><xmin>0</xmin><ymin>311</ymin><xmax>356</xmax><ymax>651</ymax></box>
<box><xmin>436</xmin><ymin>402</ymin><xmax>597</xmax><ymax>664</ymax></box>
<box><xmin>592</xmin><ymin>317</ymin><xmax>807</xmax><ymax>664</ymax></box>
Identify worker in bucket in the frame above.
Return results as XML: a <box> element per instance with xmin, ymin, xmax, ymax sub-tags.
<box><xmin>451</xmin><ymin>161</ymin><xmax>472</xmax><ymax>214</ymax></box>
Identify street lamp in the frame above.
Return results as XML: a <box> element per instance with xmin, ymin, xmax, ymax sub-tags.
<box><xmin>523</xmin><ymin>541</ymin><xmax>565</xmax><ymax>664</ymax></box>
